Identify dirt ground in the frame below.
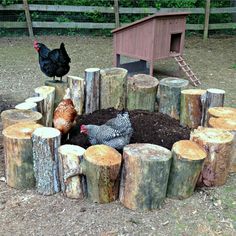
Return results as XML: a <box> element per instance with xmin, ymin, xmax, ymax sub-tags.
<box><xmin>0</xmin><ymin>35</ymin><xmax>236</xmax><ymax>236</ymax></box>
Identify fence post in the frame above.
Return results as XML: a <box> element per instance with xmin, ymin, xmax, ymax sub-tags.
<box><xmin>23</xmin><ymin>0</ymin><xmax>34</xmax><ymax>38</ymax></box>
<box><xmin>203</xmin><ymin>0</ymin><xmax>211</xmax><ymax>40</ymax></box>
<box><xmin>114</xmin><ymin>0</ymin><xmax>120</xmax><ymax>28</ymax></box>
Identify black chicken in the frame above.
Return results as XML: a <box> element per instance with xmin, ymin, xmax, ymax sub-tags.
<box><xmin>34</xmin><ymin>40</ymin><xmax>71</xmax><ymax>81</ymax></box>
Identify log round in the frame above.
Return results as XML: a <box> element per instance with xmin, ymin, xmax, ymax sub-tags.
<box><xmin>15</xmin><ymin>102</ymin><xmax>37</xmax><ymax>111</ymax></box>
<box><xmin>180</xmin><ymin>89</ymin><xmax>206</xmax><ymax>128</ymax></box>
<box><xmin>120</xmin><ymin>143</ymin><xmax>172</xmax><ymax>211</ymax></box>
<box><xmin>167</xmin><ymin>140</ymin><xmax>206</xmax><ymax>199</ymax></box>
<box><xmin>32</xmin><ymin>127</ymin><xmax>61</xmax><ymax>195</ymax></box>
<box><xmin>83</xmin><ymin>144</ymin><xmax>122</xmax><ymax>203</ymax></box>
<box><xmin>100</xmin><ymin>67</ymin><xmax>128</xmax><ymax>110</ymax></box>
<box><xmin>3</xmin><ymin>122</ymin><xmax>43</xmax><ymax>189</ymax></box>
<box><xmin>158</xmin><ymin>77</ymin><xmax>189</xmax><ymax>119</ymax></box>
<box><xmin>1</xmin><ymin>109</ymin><xmax>42</xmax><ymax>130</ymax></box>
<box><xmin>34</xmin><ymin>86</ymin><xmax>55</xmax><ymax>127</ymax></box>
<box><xmin>127</xmin><ymin>74</ymin><xmax>159</xmax><ymax>112</ymax></box>
<box><xmin>25</xmin><ymin>96</ymin><xmax>44</xmax><ymax>114</ymax></box>
<box><xmin>58</xmin><ymin>144</ymin><xmax>86</xmax><ymax>199</ymax></box>
<box><xmin>209</xmin><ymin>117</ymin><xmax>236</xmax><ymax>173</ymax></box>
<box><xmin>190</xmin><ymin>127</ymin><xmax>234</xmax><ymax>187</ymax></box>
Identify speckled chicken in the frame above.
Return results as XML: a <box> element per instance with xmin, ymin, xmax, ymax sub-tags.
<box><xmin>80</xmin><ymin>111</ymin><xmax>133</xmax><ymax>150</ymax></box>
<box><xmin>53</xmin><ymin>88</ymin><xmax>77</xmax><ymax>135</ymax></box>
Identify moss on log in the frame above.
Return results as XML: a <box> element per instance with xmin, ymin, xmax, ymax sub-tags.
<box><xmin>167</xmin><ymin>140</ymin><xmax>206</xmax><ymax>199</ymax></box>
<box><xmin>120</xmin><ymin>143</ymin><xmax>172</xmax><ymax>210</ymax></box>
<box><xmin>3</xmin><ymin>122</ymin><xmax>43</xmax><ymax>189</ymax></box>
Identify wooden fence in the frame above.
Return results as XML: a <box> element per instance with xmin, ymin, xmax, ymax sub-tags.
<box><xmin>1</xmin><ymin>1</ymin><xmax>236</xmax><ymax>39</ymax></box>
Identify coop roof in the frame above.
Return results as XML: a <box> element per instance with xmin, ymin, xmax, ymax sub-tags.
<box><xmin>112</xmin><ymin>12</ymin><xmax>189</xmax><ymax>33</ymax></box>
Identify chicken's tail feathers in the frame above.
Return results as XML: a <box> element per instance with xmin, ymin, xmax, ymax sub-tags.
<box><xmin>60</xmin><ymin>42</ymin><xmax>71</xmax><ymax>63</ymax></box>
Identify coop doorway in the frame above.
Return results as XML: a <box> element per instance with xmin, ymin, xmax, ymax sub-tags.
<box><xmin>170</xmin><ymin>33</ymin><xmax>182</xmax><ymax>54</ymax></box>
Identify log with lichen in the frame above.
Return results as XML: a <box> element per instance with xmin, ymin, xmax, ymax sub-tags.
<box><xmin>119</xmin><ymin>143</ymin><xmax>172</xmax><ymax>210</ymax></box>
<box><xmin>167</xmin><ymin>140</ymin><xmax>206</xmax><ymax>199</ymax></box>
<box><xmin>3</xmin><ymin>122</ymin><xmax>43</xmax><ymax>189</ymax></box>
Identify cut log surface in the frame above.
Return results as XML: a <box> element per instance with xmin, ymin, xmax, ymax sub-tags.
<box><xmin>67</xmin><ymin>76</ymin><xmax>84</xmax><ymax>115</ymax></box>
<box><xmin>158</xmin><ymin>77</ymin><xmax>189</xmax><ymax>119</ymax></box>
<box><xmin>127</xmin><ymin>74</ymin><xmax>159</xmax><ymax>112</ymax></box>
<box><xmin>83</xmin><ymin>144</ymin><xmax>122</xmax><ymax>203</ymax></box>
<box><xmin>167</xmin><ymin>140</ymin><xmax>206</xmax><ymax>199</ymax></box>
<box><xmin>100</xmin><ymin>67</ymin><xmax>128</xmax><ymax>110</ymax></box>
<box><xmin>209</xmin><ymin>117</ymin><xmax>236</xmax><ymax>173</ymax></box>
<box><xmin>120</xmin><ymin>143</ymin><xmax>172</xmax><ymax>211</ymax></box>
<box><xmin>180</xmin><ymin>89</ymin><xmax>206</xmax><ymax>129</ymax></box>
<box><xmin>3</xmin><ymin>122</ymin><xmax>43</xmax><ymax>189</ymax></box>
<box><xmin>58</xmin><ymin>144</ymin><xmax>85</xmax><ymax>199</ymax></box>
<box><xmin>25</xmin><ymin>96</ymin><xmax>44</xmax><ymax>114</ymax></box>
<box><xmin>45</xmin><ymin>80</ymin><xmax>68</xmax><ymax>108</ymax></box>
<box><xmin>190</xmin><ymin>127</ymin><xmax>234</xmax><ymax>186</ymax></box>
<box><xmin>84</xmin><ymin>68</ymin><xmax>100</xmax><ymax>114</ymax></box>
<box><xmin>34</xmin><ymin>86</ymin><xmax>55</xmax><ymax>127</ymax></box>
<box><xmin>1</xmin><ymin>109</ymin><xmax>42</xmax><ymax>130</ymax></box>
<box><xmin>15</xmin><ymin>102</ymin><xmax>37</xmax><ymax>111</ymax></box>
<box><xmin>32</xmin><ymin>127</ymin><xmax>61</xmax><ymax>195</ymax></box>
<box><xmin>207</xmin><ymin>107</ymin><xmax>236</xmax><ymax>123</ymax></box>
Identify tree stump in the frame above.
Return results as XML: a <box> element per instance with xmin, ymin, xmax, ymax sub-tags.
<box><xmin>127</xmin><ymin>74</ymin><xmax>159</xmax><ymax>112</ymax></box>
<box><xmin>84</xmin><ymin>68</ymin><xmax>100</xmax><ymax>114</ymax></box>
<box><xmin>120</xmin><ymin>143</ymin><xmax>172</xmax><ymax>210</ymax></box>
<box><xmin>209</xmin><ymin>117</ymin><xmax>236</xmax><ymax>173</ymax></box>
<box><xmin>167</xmin><ymin>140</ymin><xmax>206</xmax><ymax>199</ymax></box>
<box><xmin>15</xmin><ymin>102</ymin><xmax>37</xmax><ymax>111</ymax></box>
<box><xmin>158</xmin><ymin>77</ymin><xmax>189</xmax><ymax>119</ymax></box>
<box><xmin>45</xmin><ymin>80</ymin><xmax>68</xmax><ymax>108</ymax></box>
<box><xmin>34</xmin><ymin>86</ymin><xmax>55</xmax><ymax>127</ymax></box>
<box><xmin>25</xmin><ymin>96</ymin><xmax>44</xmax><ymax>114</ymax></box>
<box><xmin>32</xmin><ymin>127</ymin><xmax>61</xmax><ymax>195</ymax></box>
<box><xmin>100</xmin><ymin>67</ymin><xmax>128</xmax><ymax>110</ymax></box>
<box><xmin>67</xmin><ymin>76</ymin><xmax>84</xmax><ymax>115</ymax></box>
<box><xmin>180</xmin><ymin>89</ymin><xmax>206</xmax><ymax>129</ymax></box>
<box><xmin>58</xmin><ymin>144</ymin><xmax>85</xmax><ymax>199</ymax></box>
<box><xmin>190</xmin><ymin>127</ymin><xmax>234</xmax><ymax>187</ymax></box>
<box><xmin>1</xmin><ymin>109</ymin><xmax>42</xmax><ymax>130</ymax></box>
<box><xmin>3</xmin><ymin>122</ymin><xmax>43</xmax><ymax>189</ymax></box>
<box><xmin>201</xmin><ymin>88</ymin><xmax>225</xmax><ymax>126</ymax></box>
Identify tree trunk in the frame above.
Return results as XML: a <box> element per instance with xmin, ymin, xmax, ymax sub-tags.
<box><xmin>67</xmin><ymin>76</ymin><xmax>84</xmax><ymax>115</ymax></box>
<box><xmin>32</xmin><ymin>127</ymin><xmax>61</xmax><ymax>195</ymax></box>
<box><xmin>15</xmin><ymin>102</ymin><xmax>37</xmax><ymax>111</ymax></box>
<box><xmin>34</xmin><ymin>86</ymin><xmax>55</xmax><ymax>127</ymax></box>
<box><xmin>180</xmin><ymin>89</ymin><xmax>206</xmax><ymax>128</ymax></box>
<box><xmin>45</xmin><ymin>80</ymin><xmax>68</xmax><ymax>108</ymax></box>
<box><xmin>190</xmin><ymin>127</ymin><xmax>234</xmax><ymax>187</ymax></box>
<box><xmin>167</xmin><ymin>140</ymin><xmax>206</xmax><ymax>199</ymax></box>
<box><xmin>25</xmin><ymin>96</ymin><xmax>44</xmax><ymax>114</ymax></box>
<box><xmin>100</xmin><ymin>67</ymin><xmax>128</xmax><ymax>110</ymax></box>
<box><xmin>58</xmin><ymin>144</ymin><xmax>85</xmax><ymax>199</ymax></box>
<box><xmin>208</xmin><ymin>117</ymin><xmax>236</xmax><ymax>173</ymax></box>
<box><xmin>1</xmin><ymin>109</ymin><xmax>42</xmax><ymax>130</ymax></box>
<box><xmin>127</xmin><ymin>74</ymin><xmax>159</xmax><ymax>112</ymax></box>
<box><xmin>84</xmin><ymin>68</ymin><xmax>100</xmax><ymax>114</ymax></box>
<box><xmin>158</xmin><ymin>77</ymin><xmax>189</xmax><ymax>119</ymax></box>
<box><xmin>120</xmin><ymin>143</ymin><xmax>172</xmax><ymax>210</ymax></box>
<box><xmin>201</xmin><ymin>88</ymin><xmax>225</xmax><ymax>126</ymax></box>
<box><xmin>3</xmin><ymin>122</ymin><xmax>43</xmax><ymax>189</ymax></box>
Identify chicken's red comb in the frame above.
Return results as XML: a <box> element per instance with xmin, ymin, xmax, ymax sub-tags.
<box><xmin>80</xmin><ymin>125</ymin><xmax>86</xmax><ymax>133</ymax></box>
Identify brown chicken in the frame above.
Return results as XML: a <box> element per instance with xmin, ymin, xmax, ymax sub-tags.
<box><xmin>53</xmin><ymin>88</ymin><xmax>77</xmax><ymax>135</ymax></box>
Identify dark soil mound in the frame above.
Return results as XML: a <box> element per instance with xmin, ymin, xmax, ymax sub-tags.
<box><xmin>68</xmin><ymin>108</ymin><xmax>191</xmax><ymax>150</ymax></box>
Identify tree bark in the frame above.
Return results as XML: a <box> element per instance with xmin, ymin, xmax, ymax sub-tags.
<box><xmin>209</xmin><ymin>117</ymin><xmax>236</xmax><ymax>173</ymax></box>
<box><xmin>127</xmin><ymin>74</ymin><xmax>159</xmax><ymax>112</ymax></box>
<box><xmin>201</xmin><ymin>88</ymin><xmax>225</xmax><ymax>126</ymax></box>
<box><xmin>3</xmin><ymin>122</ymin><xmax>43</xmax><ymax>189</ymax></box>
<box><xmin>58</xmin><ymin>144</ymin><xmax>85</xmax><ymax>199</ymax></box>
<box><xmin>84</xmin><ymin>68</ymin><xmax>100</xmax><ymax>114</ymax></box>
<box><xmin>67</xmin><ymin>76</ymin><xmax>84</xmax><ymax>115</ymax></box>
<box><xmin>180</xmin><ymin>89</ymin><xmax>206</xmax><ymax>128</ymax></box>
<box><xmin>34</xmin><ymin>86</ymin><xmax>55</xmax><ymax>127</ymax></box>
<box><xmin>15</xmin><ymin>102</ymin><xmax>37</xmax><ymax>111</ymax></box>
<box><xmin>167</xmin><ymin>140</ymin><xmax>206</xmax><ymax>199</ymax></box>
<box><xmin>158</xmin><ymin>77</ymin><xmax>189</xmax><ymax>119</ymax></box>
<box><xmin>120</xmin><ymin>143</ymin><xmax>172</xmax><ymax>210</ymax></box>
<box><xmin>100</xmin><ymin>67</ymin><xmax>127</xmax><ymax>110</ymax></box>
<box><xmin>25</xmin><ymin>96</ymin><xmax>44</xmax><ymax>114</ymax></box>
<box><xmin>32</xmin><ymin>127</ymin><xmax>61</xmax><ymax>195</ymax></box>
<box><xmin>190</xmin><ymin>127</ymin><xmax>234</xmax><ymax>187</ymax></box>
<box><xmin>1</xmin><ymin>109</ymin><xmax>42</xmax><ymax>130</ymax></box>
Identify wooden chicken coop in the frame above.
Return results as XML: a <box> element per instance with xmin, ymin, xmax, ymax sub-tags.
<box><xmin>112</xmin><ymin>12</ymin><xmax>199</xmax><ymax>83</ymax></box>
